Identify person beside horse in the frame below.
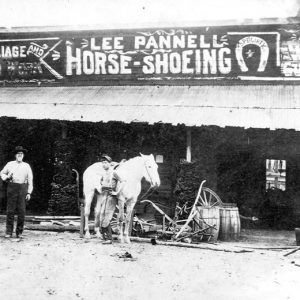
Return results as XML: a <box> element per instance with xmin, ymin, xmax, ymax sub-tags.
<box><xmin>83</xmin><ymin>153</ymin><xmax>160</xmax><ymax>244</ymax></box>
<box><xmin>112</xmin><ymin>153</ymin><xmax>160</xmax><ymax>243</ymax></box>
<box><xmin>83</xmin><ymin>154</ymin><xmax>116</xmax><ymax>243</ymax></box>
<box><xmin>97</xmin><ymin>155</ymin><xmax>117</xmax><ymax>244</ymax></box>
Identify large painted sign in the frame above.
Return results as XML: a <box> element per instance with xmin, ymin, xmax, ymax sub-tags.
<box><xmin>0</xmin><ymin>24</ymin><xmax>299</xmax><ymax>84</ymax></box>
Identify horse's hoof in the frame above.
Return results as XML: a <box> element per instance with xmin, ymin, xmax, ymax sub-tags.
<box><xmin>124</xmin><ymin>237</ymin><xmax>131</xmax><ymax>244</ymax></box>
<box><xmin>84</xmin><ymin>232</ymin><xmax>91</xmax><ymax>239</ymax></box>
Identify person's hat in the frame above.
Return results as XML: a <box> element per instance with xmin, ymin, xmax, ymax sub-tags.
<box><xmin>100</xmin><ymin>154</ymin><xmax>112</xmax><ymax>163</ymax></box>
<box><xmin>13</xmin><ymin>146</ymin><xmax>28</xmax><ymax>154</ymax></box>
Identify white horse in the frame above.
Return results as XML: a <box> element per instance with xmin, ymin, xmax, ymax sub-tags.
<box><xmin>114</xmin><ymin>153</ymin><xmax>160</xmax><ymax>243</ymax></box>
<box><xmin>83</xmin><ymin>162</ymin><xmax>111</xmax><ymax>239</ymax></box>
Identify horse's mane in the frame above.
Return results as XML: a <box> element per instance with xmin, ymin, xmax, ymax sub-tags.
<box><xmin>119</xmin><ymin>156</ymin><xmax>143</xmax><ymax>170</ymax></box>
<box><xmin>115</xmin><ymin>156</ymin><xmax>145</xmax><ymax>179</ymax></box>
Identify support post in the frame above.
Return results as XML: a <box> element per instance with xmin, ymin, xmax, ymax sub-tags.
<box><xmin>80</xmin><ymin>203</ymin><xmax>85</xmax><ymax>238</ymax></box>
<box><xmin>186</xmin><ymin>127</ymin><xmax>192</xmax><ymax>162</ymax></box>
<box><xmin>61</xmin><ymin>123</ymin><xmax>67</xmax><ymax>139</ymax></box>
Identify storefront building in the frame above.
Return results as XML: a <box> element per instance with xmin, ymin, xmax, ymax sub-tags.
<box><xmin>1</xmin><ymin>19</ymin><xmax>300</xmax><ymax>228</ymax></box>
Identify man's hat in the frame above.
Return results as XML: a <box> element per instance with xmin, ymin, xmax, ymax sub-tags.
<box><xmin>13</xmin><ymin>146</ymin><xmax>28</xmax><ymax>154</ymax></box>
<box><xmin>100</xmin><ymin>154</ymin><xmax>112</xmax><ymax>163</ymax></box>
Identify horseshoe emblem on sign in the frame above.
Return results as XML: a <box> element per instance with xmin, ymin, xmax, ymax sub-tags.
<box><xmin>235</xmin><ymin>36</ymin><xmax>269</xmax><ymax>72</ymax></box>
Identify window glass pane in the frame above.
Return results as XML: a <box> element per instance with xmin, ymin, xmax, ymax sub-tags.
<box><xmin>266</xmin><ymin>159</ymin><xmax>286</xmax><ymax>191</ymax></box>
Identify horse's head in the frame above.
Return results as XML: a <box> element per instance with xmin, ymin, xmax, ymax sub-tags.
<box><xmin>140</xmin><ymin>153</ymin><xmax>161</xmax><ymax>188</ymax></box>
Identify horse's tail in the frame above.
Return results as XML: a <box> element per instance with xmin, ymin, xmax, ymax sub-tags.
<box><xmin>114</xmin><ymin>181</ymin><xmax>126</xmax><ymax>196</ymax></box>
<box><xmin>72</xmin><ymin>169</ymin><xmax>81</xmax><ymax>212</ymax></box>
<box><xmin>95</xmin><ymin>185</ymin><xmax>102</xmax><ymax>194</ymax></box>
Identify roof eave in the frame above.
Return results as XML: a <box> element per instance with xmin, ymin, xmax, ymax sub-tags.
<box><xmin>1</xmin><ymin>17</ymin><xmax>299</xmax><ymax>33</ymax></box>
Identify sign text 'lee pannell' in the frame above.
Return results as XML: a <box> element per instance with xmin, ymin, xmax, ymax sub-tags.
<box><xmin>66</xmin><ymin>35</ymin><xmax>231</xmax><ymax>76</ymax></box>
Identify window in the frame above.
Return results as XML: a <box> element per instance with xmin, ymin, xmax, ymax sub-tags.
<box><xmin>155</xmin><ymin>155</ymin><xmax>164</xmax><ymax>163</ymax></box>
<box><xmin>266</xmin><ymin>159</ymin><xmax>286</xmax><ymax>191</ymax></box>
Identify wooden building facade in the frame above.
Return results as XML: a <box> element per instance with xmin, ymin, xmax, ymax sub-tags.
<box><xmin>1</xmin><ymin>20</ymin><xmax>300</xmax><ymax>228</ymax></box>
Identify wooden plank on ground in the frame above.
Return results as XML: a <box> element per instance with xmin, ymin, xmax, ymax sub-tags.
<box><xmin>25</xmin><ymin>224</ymin><xmax>92</xmax><ymax>232</ymax></box>
<box><xmin>235</xmin><ymin>245</ymin><xmax>298</xmax><ymax>250</ymax></box>
<box><xmin>283</xmin><ymin>247</ymin><xmax>300</xmax><ymax>257</ymax></box>
<box><xmin>129</xmin><ymin>237</ymin><xmax>253</xmax><ymax>253</ymax></box>
<box><xmin>30</xmin><ymin>216</ymin><xmax>81</xmax><ymax>220</ymax></box>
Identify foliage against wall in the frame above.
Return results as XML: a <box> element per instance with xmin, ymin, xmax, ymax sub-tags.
<box><xmin>0</xmin><ymin>117</ymin><xmax>186</xmax><ymax>214</ymax></box>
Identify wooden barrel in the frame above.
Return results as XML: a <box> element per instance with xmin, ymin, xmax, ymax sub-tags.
<box><xmin>194</xmin><ymin>206</ymin><xmax>220</xmax><ymax>242</ymax></box>
<box><xmin>219</xmin><ymin>207</ymin><xmax>241</xmax><ymax>241</ymax></box>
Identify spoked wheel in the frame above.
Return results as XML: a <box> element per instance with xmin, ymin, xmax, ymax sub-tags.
<box><xmin>197</xmin><ymin>187</ymin><xmax>223</xmax><ymax>208</ymax></box>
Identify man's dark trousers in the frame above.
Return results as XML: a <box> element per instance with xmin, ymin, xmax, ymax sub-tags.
<box><xmin>6</xmin><ymin>183</ymin><xmax>27</xmax><ymax>235</ymax></box>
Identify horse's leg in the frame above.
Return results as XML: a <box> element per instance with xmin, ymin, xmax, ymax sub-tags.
<box><xmin>94</xmin><ymin>193</ymin><xmax>103</xmax><ymax>239</ymax></box>
<box><xmin>117</xmin><ymin>200</ymin><xmax>125</xmax><ymax>243</ymax></box>
<box><xmin>124</xmin><ymin>199</ymin><xmax>136</xmax><ymax>244</ymax></box>
<box><xmin>84</xmin><ymin>191</ymin><xmax>94</xmax><ymax>239</ymax></box>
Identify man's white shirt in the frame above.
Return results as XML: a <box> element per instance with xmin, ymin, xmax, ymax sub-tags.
<box><xmin>0</xmin><ymin>161</ymin><xmax>33</xmax><ymax>194</ymax></box>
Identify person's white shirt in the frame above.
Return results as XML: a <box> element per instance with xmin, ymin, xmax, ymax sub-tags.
<box><xmin>0</xmin><ymin>161</ymin><xmax>33</xmax><ymax>194</ymax></box>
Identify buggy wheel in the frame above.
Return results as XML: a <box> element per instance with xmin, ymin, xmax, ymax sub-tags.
<box><xmin>198</xmin><ymin>187</ymin><xmax>223</xmax><ymax>207</ymax></box>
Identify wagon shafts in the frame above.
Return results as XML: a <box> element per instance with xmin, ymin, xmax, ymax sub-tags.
<box><xmin>136</xmin><ymin>181</ymin><xmax>223</xmax><ymax>243</ymax></box>
<box><xmin>140</xmin><ymin>200</ymin><xmax>177</xmax><ymax>226</ymax></box>
<box><xmin>194</xmin><ymin>217</ymin><xmax>217</xmax><ymax>231</ymax></box>
<box><xmin>175</xmin><ymin>180</ymin><xmax>207</xmax><ymax>239</ymax></box>
<box><xmin>175</xmin><ymin>226</ymin><xmax>214</xmax><ymax>242</ymax></box>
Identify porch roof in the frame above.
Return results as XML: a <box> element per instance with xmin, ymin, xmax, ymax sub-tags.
<box><xmin>1</xmin><ymin>85</ymin><xmax>300</xmax><ymax>130</ymax></box>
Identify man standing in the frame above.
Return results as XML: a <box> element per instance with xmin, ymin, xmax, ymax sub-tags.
<box><xmin>0</xmin><ymin>146</ymin><xmax>33</xmax><ymax>239</ymax></box>
<box><xmin>98</xmin><ymin>154</ymin><xmax>117</xmax><ymax>244</ymax></box>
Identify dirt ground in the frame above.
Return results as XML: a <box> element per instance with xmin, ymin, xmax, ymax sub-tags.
<box><xmin>0</xmin><ymin>220</ymin><xmax>300</xmax><ymax>300</ymax></box>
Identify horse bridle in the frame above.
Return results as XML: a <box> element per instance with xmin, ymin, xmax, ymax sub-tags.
<box><xmin>138</xmin><ymin>160</ymin><xmax>157</xmax><ymax>201</ymax></box>
<box><xmin>144</xmin><ymin>160</ymin><xmax>156</xmax><ymax>187</ymax></box>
